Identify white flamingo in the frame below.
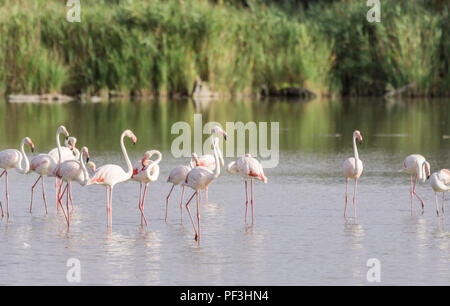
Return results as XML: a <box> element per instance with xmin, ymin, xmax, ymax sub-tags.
<box><xmin>227</xmin><ymin>154</ymin><xmax>268</xmax><ymax>225</ymax></box>
<box><xmin>192</xmin><ymin>126</ymin><xmax>227</xmax><ymax>205</ymax></box>
<box><xmin>430</xmin><ymin>169</ymin><xmax>450</xmax><ymax>216</ymax></box>
<box><xmin>131</xmin><ymin>150</ymin><xmax>162</xmax><ymax>226</ymax></box>
<box><xmin>182</xmin><ymin>135</ymin><xmax>224</xmax><ymax>242</ymax></box>
<box><xmin>54</xmin><ymin>147</ymin><xmax>90</xmax><ymax>227</ymax></box>
<box><xmin>165</xmin><ymin>154</ymin><xmax>199</xmax><ymax>222</ymax></box>
<box><xmin>401</xmin><ymin>154</ymin><xmax>430</xmax><ymax>214</ymax></box>
<box><xmin>89</xmin><ymin>130</ymin><xmax>137</xmax><ymax>227</ymax></box>
<box><xmin>29</xmin><ymin>126</ymin><xmax>70</xmax><ymax>214</ymax></box>
<box><xmin>342</xmin><ymin>130</ymin><xmax>363</xmax><ymax>219</ymax></box>
<box><xmin>0</xmin><ymin>137</ymin><xmax>34</xmax><ymax>218</ymax></box>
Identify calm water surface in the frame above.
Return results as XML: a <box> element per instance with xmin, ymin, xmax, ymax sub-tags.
<box><xmin>0</xmin><ymin>98</ymin><xmax>449</xmax><ymax>285</ymax></box>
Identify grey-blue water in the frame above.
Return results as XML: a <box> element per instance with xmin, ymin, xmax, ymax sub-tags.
<box><xmin>0</xmin><ymin>98</ymin><xmax>449</xmax><ymax>285</ymax></box>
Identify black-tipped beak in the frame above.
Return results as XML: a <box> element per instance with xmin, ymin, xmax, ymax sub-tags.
<box><xmin>427</xmin><ymin>175</ymin><xmax>430</xmax><ymax>180</ymax></box>
<box><xmin>224</xmin><ymin>135</ymin><xmax>227</xmax><ymax>141</ymax></box>
<box><xmin>31</xmin><ymin>147</ymin><xmax>34</xmax><ymax>153</ymax></box>
<box><xmin>65</xmin><ymin>136</ymin><xmax>69</xmax><ymax>140</ymax></box>
<box><xmin>133</xmin><ymin>142</ymin><xmax>136</xmax><ymax>145</ymax></box>
<box><xmin>86</xmin><ymin>157</ymin><xmax>90</xmax><ymax>163</ymax></box>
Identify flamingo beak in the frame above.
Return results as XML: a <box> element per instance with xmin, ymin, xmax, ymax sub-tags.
<box><xmin>31</xmin><ymin>146</ymin><xmax>34</xmax><ymax>153</ymax></box>
<box><xmin>141</xmin><ymin>157</ymin><xmax>146</xmax><ymax>167</ymax></box>
<box><xmin>223</xmin><ymin>132</ymin><xmax>227</xmax><ymax>141</ymax></box>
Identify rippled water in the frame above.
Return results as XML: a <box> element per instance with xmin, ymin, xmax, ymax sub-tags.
<box><xmin>0</xmin><ymin>98</ymin><xmax>449</xmax><ymax>285</ymax></box>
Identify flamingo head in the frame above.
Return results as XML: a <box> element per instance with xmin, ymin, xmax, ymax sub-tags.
<box><xmin>25</xmin><ymin>137</ymin><xmax>34</xmax><ymax>152</ymax></box>
<box><xmin>211</xmin><ymin>126</ymin><xmax>227</xmax><ymax>141</ymax></box>
<box><xmin>190</xmin><ymin>153</ymin><xmax>200</xmax><ymax>168</ymax></box>
<box><xmin>353</xmin><ymin>130</ymin><xmax>363</xmax><ymax>144</ymax></box>
<box><xmin>124</xmin><ymin>130</ymin><xmax>137</xmax><ymax>144</ymax></box>
<box><xmin>87</xmin><ymin>161</ymin><xmax>96</xmax><ymax>172</ymax></box>
<box><xmin>58</xmin><ymin>125</ymin><xmax>70</xmax><ymax>139</ymax></box>
<box><xmin>65</xmin><ymin>137</ymin><xmax>77</xmax><ymax>150</ymax></box>
<box><xmin>81</xmin><ymin>147</ymin><xmax>90</xmax><ymax>163</ymax></box>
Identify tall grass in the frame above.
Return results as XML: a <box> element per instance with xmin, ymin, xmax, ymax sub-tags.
<box><xmin>0</xmin><ymin>0</ymin><xmax>448</xmax><ymax>97</ymax></box>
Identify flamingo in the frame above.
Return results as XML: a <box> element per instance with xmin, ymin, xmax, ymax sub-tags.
<box><xmin>49</xmin><ymin>136</ymin><xmax>79</xmax><ymax>208</ymax></box>
<box><xmin>342</xmin><ymin>130</ymin><xmax>363</xmax><ymax>219</ymax></box>
<box><xmin>227</xmin><ymin>154</ymin><xmax>268</xmax><ymax>225</ymax></box>
<box><xmin>54</xmin><ymin>147</ymin><xmax>90</xmax><ymax>227</ymax></box>
<box><xmin>182</xmin><ymin>135</ymin><xmax>225</xmax><ymax>242</ymax></box>
<box><xmin>0</xmin><ymin>137</ymin><xmax>35</xmax><ymax>218</ymax></box>
<box><xmin>89</xmin><ymin>130</ymin><xmax>137</xmax><ymax>227</ymax></box>
<box><xmin>401</xmin><ymin>154</ymin><xmax>430</xmax><ymax>214</ymax></box>
<box><xmin>192</xmin><ymin>126</ymin><xmax>227</xmax><ymax>205</ymax></box>
<box><xmin>29</xmin><ymin>126</ymin><xmax>70</xmax><ymax>214</ymax></box>
<box><xmin>131</xmin><ymin>150</ymin><xmax>162</xmax><ymax>226</ymax></box>
<box><xmin>165</xmin><ymin>154</ymin><xmax>199</xmax><ymax>222</ymax></box>
<box><xmin>430</xmin><ymin>169</ymin><xmax>450</xmax><ymax>216</ymax></box>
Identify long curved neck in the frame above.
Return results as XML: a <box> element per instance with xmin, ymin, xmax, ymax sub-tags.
<box><xmin>353</xmin><ymin>135</ymin><xmax>359</xmax><ymax>173</ymax></box>
<box><xmin>212</xmin><ymin>136</ymin><xmax>220</xmax><ymax>179</ymax></box>
<box><xmin>18</xmin><ymin>139</ymin><xmax>30</xmax><ymax>174</ymax></box>
<box><xmin>120</xmin><ymin>132</ymin><xmax>133</xmax><ymax>177</ymax></box>
<box><xmin>56</xmin><ymin>130</ymin><xmax>63</xmax><ymax>163</ymax></box>
<box><xmin>418</xmin><ymin>162</ymin><xmax>427</xmax><ymax>183</ymax></box>
<box><xmin>80</xmin><ymin>151</ymin><xmax>90</xmax><ymax>186</ymax></box>
<box><xmin>146</xmin><ymin>151</ymin><xmax>162</xmax><ymax>175</ymax></box>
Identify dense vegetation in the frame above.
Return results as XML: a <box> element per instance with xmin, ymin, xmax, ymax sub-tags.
<box><xmin>0</xmin><ymin>0</ymin><xmax>448</xmax><ymax>97</ymax></box>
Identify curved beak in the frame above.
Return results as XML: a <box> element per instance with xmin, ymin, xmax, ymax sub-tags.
<box><xmin>31</xmin><ymin>146</ymin><xmax>34</xmax><ymax>153</ymax></box>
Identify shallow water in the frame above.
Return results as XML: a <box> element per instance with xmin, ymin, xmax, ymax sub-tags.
<box><xmin>0</xmin><ymin>98</ymin><xmax>449</xmax><ymax>285</ymax></box>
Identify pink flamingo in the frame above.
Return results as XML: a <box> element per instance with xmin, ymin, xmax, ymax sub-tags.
<box><xmin>54</xmin><ymin>147</ymin><xmax>90</xmax><ymax>227</ymax></box>
<box><xmin>401</xmin><ymin>154</ymin><xmax>430</xmax><ymax>214</ymax></box>
<box><xmin>182</xmin><ymin>135</ymin><xmax>224</xmax><ymax>242</ymax></box>
<box><xmin>131</xmin><ymin>150</ymin><xmax>162</xmax><ymax>226</ymax></box>
<box><xmin>227</xmin><ymin>154</ymin><xmax>268</xmax><ymax>225</ymax></box>
<box><xmin>342</xmin><ymin>130</ymin><xmax>363</xmax><ymax>219</ymax></box>
<box><xmin>49</xmin><ymin>136</ymin><xmax>79</xmax><ymax>209</ymax></box>
<box><xmin>0</xmin><ymin>137</ymin><xmax>35</xmax><ymax>218</ymax></box>
<box><xmin>29</xmin><ymin>126</ymin><xmax>70</xmax><ymax>214</ymax></box>
<box><xmin>430</xmin><ymin>169</ymin><xmax>449</xmax><ymax>216</ymax></box>
<box><xmin>89</xmin><ymin>130</ymin><xmax>137</xmax><ymax>227</ymax></box>
<box><xmin>165</xmin><ymin>154</ymin><xmax>199</xmax><ymax>222</ymax></box>
<box><xmin>192</xmin><ymin>126</ymin><xmax>227</xmax><ymax>205</ymax></box>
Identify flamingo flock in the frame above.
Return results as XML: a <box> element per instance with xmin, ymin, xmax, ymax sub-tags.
<box><xmin>0</xmin><ymin>125</ymin><xmax>267</xmax><ymax>243</ymax></box>
<box><xmin>0</xmin><ymin>126</ymin><xmax>448</xmax><ymax>243</ymax></box>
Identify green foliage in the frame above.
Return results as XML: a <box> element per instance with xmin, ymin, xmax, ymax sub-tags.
<box><xmin>0</xmin><ymin>0</ymin><xmax>448</xmax><ymax>97</ymax></box>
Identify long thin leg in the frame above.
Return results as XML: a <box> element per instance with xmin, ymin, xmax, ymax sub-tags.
<box><xmin>5</xmin><ymin>171</ymin><xmax>9</xmax><ymax>218</ymax></box>
<box><xmin>69</xmin><ymin>182</ymin><xmax>74</xmax><ymax>212</ymax></box>
<box><xmin>413</xmin><ymin>174</ymin><xmax>425</xmax><ymax>213</ymax></box>
<box><xmin>410</xmin><ymin>175</ymin><xmax>414</xmax><ymax>216</ymax></box>
<box><xmin>185</xmin><ymin>191</ymin><xmax>198</xmax><ymax>239</ymax></box>
<box><xmin>58</xmin><ymin>183</ymin><xmax>69</xmax><ymax>224</ymax></box>
<box><xmin>353</xmin><ymin>178</ymin><xmax>358</xmax><ymax>220</ymax></box>
<box><xmin>41</xmin><ymin>176</ymin><xmax>48</xmax><ymax>214</ymax></box>
<box><xmin>55</xmin><ymin>178</ymin><xmax>59</xmax><ymax>209</ymax></box>
<box><xmin>180</xmin><ymin>186</ymin><xmax>185</xmax><ymax>221</ymax></box>
<box><xmin>140</xmin><ymin>184</ymin><xmax>148</xmax><ymax>226</ymax></box>
<box><xmin>138</xmin><ymin>183</ymin><xmax>143</xmax><ymax>224</ymax></box>
<box><xmin>30</xmin><ymin>175</ymin><xmax>42</xmax><ymax>213</ymax></box>
<box><xmin>66</xmin><ymin>182</ymin><xmax>70</xmax><ymax>228</ymax></box>
<box><xmin>165</xmin><ymin>184</ymin><xmax>175</xmax><ymax>222</ymax></box>
<box><xmin>56</xmin><ymin>180</ymin><xmax>64</xmax><ymax>211</ymax></box>
<box><xmin>443</xmin><ymin>192</ymin><xmax>445</xmax><ymax>215</ymax></box>
<box><xmin>196</xmin><ymin>191</ymin><xmax>200</xmax><ymax>242</ymax></box>
<box><xmin>435</xmin><ymin>193</ymin><xmax>440</xmax><ymax>216</ymax></box>
<box><xmin>106</xmin><ymin>186</ymin><xmax>110</xmax><ymax>226</ymax></box>
<box><xmin>108</xmin><ymin>186</ymin><xmax>113</xmax><ymax>227</ymax></box>
<box><xmin>245</xmin><ymin>180</ymin><xmax>249</xmax><ymax>225</ymax></box>
<box><xmin>344</xmin><ymin>178</ymin><xmax>349</xmax><ymax>218</ymax></box>
<box><xmin>205</xmin><ymin>186</ymin><xmax>208</xmax><ymax>205</ymax></box>
<box><xmin>251</xmin><ymin>179</ymin><xmax>255</xmax><ymax>225</ymax></box>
